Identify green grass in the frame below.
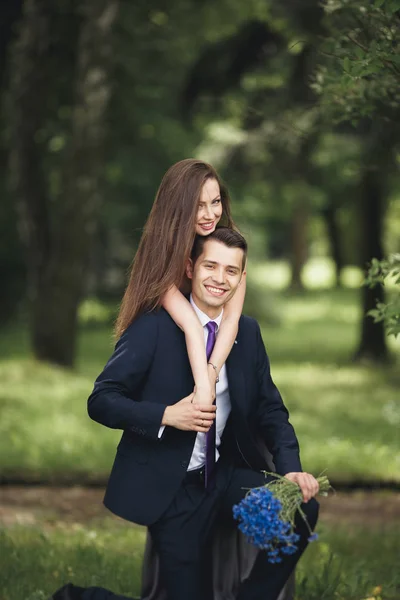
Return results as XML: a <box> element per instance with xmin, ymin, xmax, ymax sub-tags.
<box><xmin>0</xmin><ymin>520</ymin><xmax>398</xmax><ymax>600</ymax></box>
<box><xmin>258</xmin><ymin>289</ymin><xmax>400</xmax><ymax>482</ymax></box>
<box><xmin>0</xmin><ymin>520</ymin><xmax>144</xmax><ymax>600</ymax></box>
<box><xmin>297</xmin><ymin>524</ymin><xmax>400</xmax><ymax>600</ymax></box>
<box><xmin>0</xmin><ymin>281</ymin><xmax>399</xmax><ymax>482</ymax></box>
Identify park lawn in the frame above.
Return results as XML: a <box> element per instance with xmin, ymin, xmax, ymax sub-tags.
<box><xmin>0</xmin><ymin>286</ymin><xmax>399</xmax><ymax>482</ymax></box>
<box><xmin>0</xmin><ymin>519</ymin><xmax>399</xmax><ymax>600</ymax></box>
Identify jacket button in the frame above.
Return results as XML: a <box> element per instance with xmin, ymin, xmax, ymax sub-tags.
<box><xmin>181</xmin><ymin>460</ymin><xmax>188</xmax><ymax>468</ymax></box>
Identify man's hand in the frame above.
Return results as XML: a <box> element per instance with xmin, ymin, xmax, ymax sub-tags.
<box><xmin>284</xmin><ymin>472</ymin><xmax>319</xmax><ymax>503</ymax></box>
<box><xmin>162</xmin><ymin>392</ymin><xmax>216</xmax><ymax>432</ymax></box>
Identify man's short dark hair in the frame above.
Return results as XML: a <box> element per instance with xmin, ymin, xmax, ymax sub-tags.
<box><xmin>191</xmin><ymin>227</ymin><xmax>248</xmax><ymax>271</ymax></box>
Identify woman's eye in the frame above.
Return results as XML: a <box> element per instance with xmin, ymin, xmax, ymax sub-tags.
<box><xmin>212</xmin><ymin>199</ymin><xmax>221</xmax><ymax>205</ymax></box>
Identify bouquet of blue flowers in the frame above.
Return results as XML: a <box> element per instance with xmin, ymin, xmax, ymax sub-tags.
<box><xmin>232</xmin><ymin>473</ymin><xmax>330</xmax><ymax>564</ymax></box>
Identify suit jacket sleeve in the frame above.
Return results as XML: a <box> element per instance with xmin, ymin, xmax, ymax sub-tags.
<box><xmin>254</xmin><ymin>322</ymin><xmax>302</xmax><ymax>475</ymax></box>
<box><xmin>87</xmin><ymin>313</ymin><xmax>165</xmax><ymax>440</ymax></box>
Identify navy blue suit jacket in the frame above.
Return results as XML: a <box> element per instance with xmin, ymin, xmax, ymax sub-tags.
<box><xmin>87</xmin><ymin>308</ymin><xmax>301</xmax><ymax>526</ymax></box>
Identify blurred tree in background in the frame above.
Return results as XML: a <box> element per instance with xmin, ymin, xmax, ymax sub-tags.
<box><xmin>7</xmin><ymin>0</ymin><xmax>118</xmax><ymax>366</ymax></box>
<box><xmin>182</xmin><ymin>0</ymin><xmax>399</xmax><ymax>361</ymax></box>
<box><xmin>315</xmin><ymin>0</ymin><xmax>400</xmax><ymax>361</ymax></box>
<box><xmin>0</xmin><ymin>0</ymin><xmax>399</xmax><ymax>366</ymax></box>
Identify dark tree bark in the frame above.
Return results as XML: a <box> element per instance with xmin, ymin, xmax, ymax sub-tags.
<box><xmin>0</xmin><ymin>0</ymin><xmax>24</xmax><ymax>91</ymax></box>
<box><xmin>9</xmin><ymin>0</ymin><xmax>52</xmax><ymax>306</ymax></box>
<box><xmin>321</xmin><ymin>201</ymin><xmax>344</xmax><ymax>287</ymax></box>
<box><xmin>353</xmin><ymin>121</ymin><xmax>399</xmax><ymax>363</ymax></box>
<box><xmin>289</xmin><ymin>200</ymin><xmax>308</xmax><ymax>291</ymax></box>
<box><xmin>288</xmin><ymin>129</ymin><xmax>320</xmax><ymax>291</ymax></box>
<box><xmin>354</xmin><ymin>165</ymin><xmax>389</xmax><ymax>362</ymax></box>
<box><xmin>9</xmin><ymin>0</ymin><xmax>118</xmax><ymax>367</ymax></box>
<box><xmin>0</xmin><ymin>1</ymin><xmax>25</xmax><ymax>321</ymax></box>
<box><xmin>33</xmin><ymin>0</ymin><xmax>119</xmax><ymax>366</ymax></box>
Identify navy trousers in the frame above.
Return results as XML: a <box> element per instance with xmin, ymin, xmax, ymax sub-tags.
<box><xmin>148</xmin><ymin>463</ymin><xmax>319</xmax><ymax>600</ymax></box>
<box><xmin>52</xmin><ymin>464</ymin><xmax>318</xmax><ymax>600</ymax></box>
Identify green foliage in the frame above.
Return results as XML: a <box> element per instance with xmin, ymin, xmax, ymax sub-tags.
<box><xmin>314</xmin><ymin>0</ymin><xmax>400</xmax><ymax>124</ymax></box>
<box><xmin>366</xmin><ymin>255</ymin><xmax>400</xmax><ymax>337</ymax></box>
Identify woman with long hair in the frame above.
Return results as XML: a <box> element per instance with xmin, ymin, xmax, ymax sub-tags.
<box><xmin>115</xmin><ymin>158</ymin><xmax>246</xmax><ymax>405</ymax></box>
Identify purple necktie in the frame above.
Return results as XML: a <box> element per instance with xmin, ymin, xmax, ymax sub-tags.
<box><xmin>205</xmin><ymin>321</ymin><xmax>218</xmax><ymax>488</ymax></box>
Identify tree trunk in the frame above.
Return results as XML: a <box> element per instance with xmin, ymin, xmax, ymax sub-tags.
<box><xmin>32</xmin><ymin>0</ymin><xmax>119</xmax><ymax>366</ymax></box>
<box><xmin>0</xmin><ymin>0</ymin><xmax>24</xmax><ymax>91</ymax></box>
<box><xmin>321</xmin><ymin>202</ymin><xmax>343</xmax><ymax>287</ymax></box>
<box><xmin>9</xmin><ymin>0</ymin><xmax>118</xmax><ymax>367</ymax></box>
<box><xmin>289</xmin><ymin>199</ymin><xmax>308</xmax><ymax>291</ymax></box>
<box><xmin>354</xmin><ymin>166</ymin><xmax>388</xmax><ymax>362</ymax></box>
<box><xmin>8</xmin><ymin>0</ymin><xmax>52</xmax><ymax>305</ymax></box>
<box><xmin>288</xmin><ymin>123</ymin><xmax>320</xmax><ymax>291</ymax></box>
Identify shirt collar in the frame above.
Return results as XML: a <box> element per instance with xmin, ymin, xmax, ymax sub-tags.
<box><xmin>190</xmin><ymin>294</ymin><xmax>223</xmax><ymax>329</ymax></box>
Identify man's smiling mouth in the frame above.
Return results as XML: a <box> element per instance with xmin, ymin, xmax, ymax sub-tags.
<box><xmin>205</xmin><ymin>285</ymin><xmax>227</xmax><ymax>296</ymax></box>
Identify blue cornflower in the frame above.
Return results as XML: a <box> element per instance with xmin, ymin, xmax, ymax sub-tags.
<box><xmin>233</xmin><ymin>472</ymin><xmax>328</xmax><ymax>563</ymax></box>
<box><xmin>233</xmin><ymin>486</ymin><xmax>300</xmax><ymax>563</ymax></box>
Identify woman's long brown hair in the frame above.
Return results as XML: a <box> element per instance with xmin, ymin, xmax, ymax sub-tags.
<box><xmin>115</xmin><ymin>159</ymin><xmax>235</xmax><ymax>337</ymax></box>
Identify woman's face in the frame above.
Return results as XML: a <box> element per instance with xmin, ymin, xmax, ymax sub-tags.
<box><xmin>195</xmin><ymin>178</ymin><xmax>223</xmax><ymax>236</ymax></box>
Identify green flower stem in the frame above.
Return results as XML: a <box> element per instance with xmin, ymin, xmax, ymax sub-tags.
<box><xmin>256</xmin><ymin>472</ymin><xmax>332</xmax><ymax>536</ymax></box>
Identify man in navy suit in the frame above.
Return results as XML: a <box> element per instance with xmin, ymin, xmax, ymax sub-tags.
<box><xmin>84</xmin><ymin>227</ymin><xmax>319</xmax><ymax>600</ymax></box>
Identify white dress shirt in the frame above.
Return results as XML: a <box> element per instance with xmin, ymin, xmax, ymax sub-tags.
<box><xmin>158</xmin><ymin>295</ymin><xmax>232</xmax><ymax>471</ymax></box>
<box><xmin>187</xmin><ymin>296</ymin><xmax>231</xmax><ymax>470</ymax></box>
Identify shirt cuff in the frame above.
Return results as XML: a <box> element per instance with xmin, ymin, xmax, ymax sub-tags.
<box><xmin>158</xmin><ymin>425</ymin><xmax>166</xmax><ymax>439</ymax></box>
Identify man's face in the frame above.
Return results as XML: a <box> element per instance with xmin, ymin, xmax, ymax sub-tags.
<box><xmin>187</xmin><ymin>239</ymin><xmax>244</xmax><ymax>316</ymax></box>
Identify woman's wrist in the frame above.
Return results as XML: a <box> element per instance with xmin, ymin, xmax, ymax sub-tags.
<box><xmin>207</xmin><ymin>362</ymin><xmax>219</xmax><ymax>383</ymax></box>
<box><xmin>196</xmin><ymin>382</ymin><xmax>213</xmax><ymax>393</ymax></box>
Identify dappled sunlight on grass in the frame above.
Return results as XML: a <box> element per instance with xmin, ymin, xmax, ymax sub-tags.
<box><xmin>301</xmin><ymin>438</ymin><xmax>399</xmax><ymax>482</ymax></box>
<box><xmin>260</xmin><ymin>286</ymin><xmax>400</xmax><ymax>364</ymax></box>
<box><xmin>0</xmin><ymin>268</ymin><xmax>399</xmax><ymax>482</ymax></box>
<box><xmin>283</xmin><ymin>295</ymin><xmax>358</xmax><ymax>324</ymax></box>
<box><xmin>270</xmin><ymin>361</ymin><xmax>400</xmax><ymax>481</ymax></box>
<box><xmin>274</xmin><ymin>364</ymin><xmax>370</xmax><ymax>388</ymax></box>
<box><xmin>341</xmin><ymin>265</ymin><xmax>365</xmax><ymax>288</ymax></box>
<box><xmin>248</xmin><ymin>258</ymin><xmax>365</xmax><ymax>291</ymax></box>
<box><xmin>248</xmin><ymin>260</ymin><xmax>291</xmax><ymax>290</ymax></box>
<box><xmin>0</xmin><ymin>359</ymin><xmax>119</xmax><ymax>477</ymax></box>
<box><xmin>303</xmin><ymin>258</ymin><xmax>337</xmax><ymax>289</ymax></box>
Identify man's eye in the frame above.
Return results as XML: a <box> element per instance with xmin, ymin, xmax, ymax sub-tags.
<box><xmin>227</xmin><ymin>270</ymin><xmax>236</xmax><ymax>275</ymax></box>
